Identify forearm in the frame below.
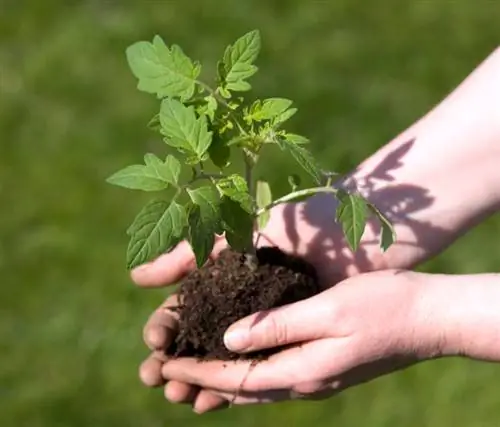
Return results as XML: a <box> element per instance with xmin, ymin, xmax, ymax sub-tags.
<box><xmin>346</xmin><ymin>47</ymin><xmax>500</xmax><ymax>270</ymax></box>
<box><xmin>419</xmin><ymin>273</ymin><xmax>500</xmax><ymax>362</ymax></box>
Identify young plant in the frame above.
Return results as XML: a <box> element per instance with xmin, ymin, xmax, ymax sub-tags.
<box><xmin>107</xmin><ymin>30</ymin><xmax>396</xmax><ymax>269</ymax></box>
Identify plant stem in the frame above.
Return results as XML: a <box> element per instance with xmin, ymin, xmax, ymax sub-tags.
<box><xmin>256</xmin><ymin>186</ymin><xmax>339</xmax><ymax>216</ymax></box>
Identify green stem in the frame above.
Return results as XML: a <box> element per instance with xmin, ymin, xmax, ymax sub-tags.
<box><xmin>256</xmin><ymin>186</ymin><xmax>339</xmax><ymax>216</ymax></box>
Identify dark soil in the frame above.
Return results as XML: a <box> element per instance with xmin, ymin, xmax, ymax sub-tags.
<box><xmin>166</xmin><ymin>246</ymin><xmax>321</xmax><ymax>361</ymax></box>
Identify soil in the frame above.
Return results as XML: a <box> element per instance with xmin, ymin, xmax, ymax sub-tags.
<box><xmin>166</xmin><ymin>246</ymin><xmax>321</xmax><ymax>361</ymax></box>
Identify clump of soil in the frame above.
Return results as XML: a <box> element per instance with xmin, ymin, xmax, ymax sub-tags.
<box><xmin>167</xmin><ymin>246</ymin><xmax>321</xmax><ymax>361</ymax></box>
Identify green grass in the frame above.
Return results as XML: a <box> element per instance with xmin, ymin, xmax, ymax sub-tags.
<box><xmin>2</xmin><ymin>1</ymin><xmax>500</xmax><ymax>425</ymax></box>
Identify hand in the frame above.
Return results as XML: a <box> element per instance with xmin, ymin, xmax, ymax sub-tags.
<box><xmin>132</xmin><ymin>199</ymin><xmax>398</xmax><ymax>413</ymax></box>
<box><xmin>159</xmin><ymin>269</ymin><xmax>444</xmax><ymax>406</ymax></box>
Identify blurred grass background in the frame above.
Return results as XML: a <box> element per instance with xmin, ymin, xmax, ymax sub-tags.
<box><xmin>2</xmin><ymin>0</ymin><xmax>500</xmax><ymax>426</ymax></box>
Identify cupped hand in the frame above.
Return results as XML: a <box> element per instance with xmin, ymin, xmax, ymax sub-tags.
<box><xmin>160</xmin><ymin>269</ymin><xmax>444</xmax><ymax>407</ymax></box>
<box><xmin>132</xmin><ymin>197</ymin><xmax>395</xmax><ymax>413</ymax></box>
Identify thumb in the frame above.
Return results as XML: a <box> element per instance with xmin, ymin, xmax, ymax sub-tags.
<box><xmin>223</xmin><ymin>293</ymin><xmax>332</xmax><ymax>353</ymax></box>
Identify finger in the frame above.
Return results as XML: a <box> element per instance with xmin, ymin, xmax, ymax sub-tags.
<box><xmin>143</xmin><ymin>294</ymin><xmax>179</xmax><ymax>350</ymax></box>
<box><xmin>130</xmin><ymin>241</ymin><xmax>197</xmax><ymax>288</ymax></box>
<box><xmin>131</xmin><ymin>237</ymin><xmax>227</xmax><ymax>288</ymax></box>
<box><xmin>223</xmin><ymin>292</ymin><xmax>333</xmax><ymax>353</ymax></box>
<box><xmin>192</xmin><ymin>390</ymin><xmax>229</xmax><ymax>414</ymax></box>
<box><xmin>162</xmin><ymin>340</ymin><xmax>339</xmax><ymax>392</ymax></box>
<box><xmin>164</xmin><ymin>381</ymin><xmax>200</xmax><ymax>403</ymax></box>
<box><xmin>139</xmin><ymin>352</ymin><xmax>168</xmax><ymax>387</ymax></box>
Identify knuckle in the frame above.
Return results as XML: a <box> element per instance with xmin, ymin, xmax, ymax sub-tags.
<box><xmin>258</xmin><ymin>311</ymin><xmax>289</xmax><ymax>347</ymax></box>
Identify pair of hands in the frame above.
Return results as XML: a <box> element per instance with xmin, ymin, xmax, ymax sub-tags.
<box><xmin>132</xmin><ymin>200</ymin><xmax>442</xmax><ymax>413</ymax></box>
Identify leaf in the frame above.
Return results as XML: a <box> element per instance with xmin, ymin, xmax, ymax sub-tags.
<box><xmin>208</xmin><ymin>132</ymin><xmax>231</xmax><ymax>168</ymax></box>
<box><xmin>126</xmin><ymin>200</ymin><xmax>187</xmax><ymax>269</ymax></box>
<box><xmin>220</xmin><ymin>197</ymin><xmax>254</xmax><ymax>252</ymax></box>
<box><xmin>276</xmin><ymin>136</ymin><xmax>322</xmax><ymax>184</ymax></box>
<box><xmin>187</xmin><ymin>204</ymin><xmax>216</xmax><ymax>267</ymax></box>
<box><xmin>216</xmin><ymin>174</ymin><xmax>253</xmax><ymax>212</ymax></box>
<box><xmin>284</xmin><ymin>133</ymin><xmax>309</xmax><ymax>144</ymax></box>
<box><xmin>256</xmin><ymin>180</ymin><xmax>272</xmax><ymax>230</ymax></box>
<box><xmin>160</xmin><ymin>98</ymin><xmax>212</xmax><ymax>161</ymax></box>
<box><xmin>187</xmin><ymin>185</ymin><xmax>220</xmax><ymax>216</ymax></box>
<box><xmin>367</xmin><ymin>202</ymin><xmax>396</xmax><ymax>252</ymax></box>
<box><xmin>126</xmin><ymin>35</ymin><xmax>200</xmax><ymax>100</ymax></box>
<box><xmin>143</xmin><ymin>153</ymin><xmax>181</xmax><ymax>185</ymax></box>
<box><xmin>249</xmin><ymin>98</ymin><xmax>293</xmax><ymax>122</ymax></box>
<box><xmin>222</xmin><ymin>30</ymin><xmax>261</xmax><ymax>92</ymax></box>
<box><xmin>107</xmin><ymin>154</ymin><xmax>181</xmax><ymax>191</ymax></box>
<box><xmin>335</xmin><ymin>190</ymin><xmax>369</xmax><ymax>252</ymax></box>
<box><xmin>272</xmin><ymin>108</ymin><xmax>298</xmax><ymax>126</ymax></box>
<box><xmin>147</xmin><ymin>114</ymin><xmax>161</xmax><ymax>132</ymax></box>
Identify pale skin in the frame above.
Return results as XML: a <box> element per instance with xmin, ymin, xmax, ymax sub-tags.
<box><xmin>132</xmin><ymin>47</ymin><xmax>500</xmax><ymax>413</ymax></box>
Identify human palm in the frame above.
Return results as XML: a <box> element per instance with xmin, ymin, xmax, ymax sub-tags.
<box><xmin>132</xmin><ymin>196</ymin><xmax>391</xmax><ymax>413</ymax></box>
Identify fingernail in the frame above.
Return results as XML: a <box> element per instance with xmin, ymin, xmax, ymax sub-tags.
<box><xmin>224</xmin><ymin>329</ymin><xmax>250</xmax><ymax>352</ymax></box>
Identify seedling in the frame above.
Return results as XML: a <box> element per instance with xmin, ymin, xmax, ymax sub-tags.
<box><xmin>107</xmin><ymin>30</ymin><xmax>395</xmax><ymax>270</ymax></box>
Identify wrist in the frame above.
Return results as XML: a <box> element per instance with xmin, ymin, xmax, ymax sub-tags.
<box><xmin>417</xmin><ymin>273</ymin><xmax>500</xmax><ymax>362</ymax></box>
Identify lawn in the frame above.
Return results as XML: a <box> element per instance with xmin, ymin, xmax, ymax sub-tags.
<box><xmin>2</xmin><ymin>1</ymin><xmax>500</xmax><ymax>426</ymax></box>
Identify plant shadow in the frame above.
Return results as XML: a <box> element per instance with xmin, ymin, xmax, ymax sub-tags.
<box><xmin>262</xmin><ymin>138</ymin><xmax>450</xmax><ymax>287</ymax></box>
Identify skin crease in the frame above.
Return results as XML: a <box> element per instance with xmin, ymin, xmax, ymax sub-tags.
<box><xmin>132</xmin><ymin>47</ymin><xmax>500</xmax><ymax>413</ymax></box>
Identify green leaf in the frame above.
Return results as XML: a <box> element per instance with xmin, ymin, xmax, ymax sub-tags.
<box><xmin>248</xmin><ymin>98</ymin><xmax>293</xmax><ymax>122</ymax></box>
<box><xmin>272</xmin><ymin>108</ymin><xmax>298</xmax><ymax>126</ymax></box>
<box><xmin>284</xmin><ymin>133</ymin><xmax>309</xmax><ymax>144</ymax></box>
<box><xmin>208</xmin><ymin>132</ymin><xmax>231</xmax><ymax>168</ymax></box>
<box><xmin>335</xmin><ymin>190</ymin><xmax>369</xmax><ymax>252</ymax></box>
<box><xmin>147</xmin><ymin>114</ymin><xmax>161</xmax><ymax>132</ymax></box>
<box><xmin>276</xmin><ymin>136</ymin><xmax>322</xmax><ymax>184</ymax></box>
<box><xmin>367</xmin><ymin>202</ymin><xmax>396</xmax><ymax>252</ymax></box>
<box><xmin>187</xmin><ymin>185</ymin><xmax>220</xmax><ymax>215</ymax></box>
<box><xmin>107</xmin><ymin>153</ymin><xmax>181</xmax><ymax>191</ymax></box>
<box><xmin>160</xmin><ymin>98</ymin><xmax>213</xmax><ymax>161</ymax></box>
<box><xmin>256</xmin><ymin>180</ymin><xmax>272</xmax><ymax>230</ymax></box>
<box><xmin>126</xmin><ymin>35</ymin><xmax>200</xmax><ymax>100</ymax></box>
<box><xmin>143</xmin><ymin>153</ymin><xmax>181</xmax><ymax>185</ymax></box>
<box><xmin>220</xmin><ymin>197</ymin><xmax>254</xmax><ymax>252</ymax></box>
<box><xmin>222</xmin><ymin>30</ymin><xmax>261</xmax><ymax>92</ymax></box>
<box><xmin>127</xmin><ymin>200</ymin><xmax>187</xmax><ymax>269</ymax></box>
<box><xmin>216</xmin><ymin>174</ymin><xmax>253</xmax><ymax>212</ymax></box>
<box><xmin>187</xmin><ymin>204</ymin><xmax>216</xmax><ymax>267</ymax></box>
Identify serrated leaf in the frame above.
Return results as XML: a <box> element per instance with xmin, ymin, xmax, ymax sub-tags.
<box><xmin>127</xmin><ymin>200</ymin><xmax>187</xmax><ymax>269</ymax></box>
<box><xmin>220</xmin><ymin>197</ymin><xmax>254</xmax><ymax>252</ymax></box>
<box><xmin>367</xmin><ymin>202</ymin><xmax>396</xmax><ymax>252</ymax></box>
<box><xmin>107</xmin><ymin>154</ymin><xmax>180</xmax><ymax>192</ymax></box>
<box><xmin>160</xmin><ymin>98</ymin><xmax>212</xmax><ymax>161</ymax></box>
<box><xmin>335</xmin><ymin>190</ymin><xmax>368</xmax><ymax>252</ymax></box>
<box><xmin>143</xmin><ymin>153</ymin><xmax>181</xmax><ymax>185</ymax></box>
<box><xmin>216</xmin><ymin>174</ymin><xmax>253</xmax><ymax>212</ymax></box>
<box><xmin>187</xmin><ymin>204</ymin><xmax>216</xmax><ymax>267</ymax></box>
<box><xmin>276</xmin><ymin>137</ymin><xmax>322</xmax><ymax>184</ymax></box>
<box><xmin>256</xmin><ymin>180</ymin><xmax>272</xmax><ymax>230</ymax></box>
<box><xmin>187</xmin><ymin>185</ymin><xmax>220</xmax><ymax>215</ymax></box>
<box><xmin>126</xmin><ymin>36</ymin><xmax>200</xmax><ymax>100</ymax></box>
<box><xmin>107</xmin><ymin>165</ymin><xmax>168</xmax><ymax>191</ymax></box>
<box><xmin>249</xmin><ymin>98</ymin><xmax>293</xmax><ymax>122</ymax></box>
<box><xmin>222</xmin><ymin>30</ymin><xmax>261</xmax><ymax>92</ymax></box>
<box><xmin>284</xmin><ymin>133</ymin><xmax>309</xmax><ymax>144</ymax></box>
